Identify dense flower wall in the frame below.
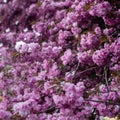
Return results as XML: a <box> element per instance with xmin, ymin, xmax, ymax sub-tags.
<box><xmin>0</xmin><ymin>0</ymin><xmax>120</xmax><ymax>120</ymax></box>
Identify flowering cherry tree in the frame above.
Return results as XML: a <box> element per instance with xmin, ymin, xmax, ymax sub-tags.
<box><xmin>0</xmin><ymin>0</ymin><xmax>120</xmax><ymax>120</ymax></box>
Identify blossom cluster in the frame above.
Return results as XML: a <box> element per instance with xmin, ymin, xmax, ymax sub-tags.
<box><xmin>0</xmin><ymin>0</ymin><xmax>120</xmax><ymax>120</ymax></box>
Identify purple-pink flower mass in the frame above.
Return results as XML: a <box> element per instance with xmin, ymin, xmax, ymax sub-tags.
<box><xmin>0</xmin><ymin>0</ymin><xmax>119</xmax><ymax>119</ymax></box>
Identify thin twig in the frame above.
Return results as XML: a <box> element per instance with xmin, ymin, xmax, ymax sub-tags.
<box><xmin>79</xmin><ymin>66</ymin><xmax>98</xmax><ymax>75</ymax></box>
<box><xmin>71</xmin><ymin>65</ymin><xmax>98</xmax><ymax>83</ymax></box>
<box><xmin>104</xmin><ymin>66</ymin><xmax>110</xmax><ymax>92</ymax></box>
<box><xmin>72</xmin><ymin>62</ymin><xmax>80</xmax><ymax>83</ymax></box>
<box><xmin>85</xmin><ymin>99</ymin><xmax>120</xmax><ymax>106</ymax></box>
<box><xmin>39</xmin><ymin>106</ymin><xmax>58</xmax><ymax>113</ymax></box>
